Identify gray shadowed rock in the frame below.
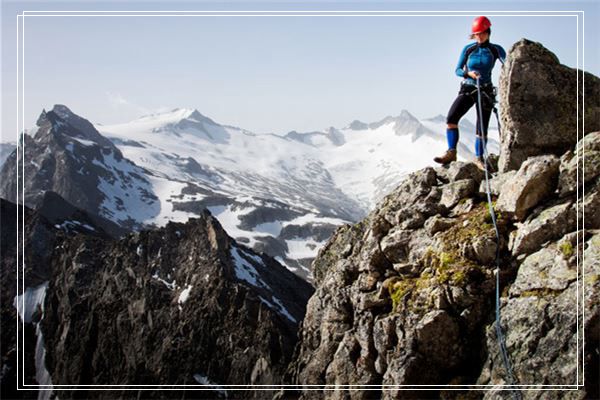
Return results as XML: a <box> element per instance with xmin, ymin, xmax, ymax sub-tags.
<box><xmin>424</xmin><ymin>215</ymin><xmax>456</xmax><ymax>235</ymax></box>
<box><xmin>440</xmin><ymin>179</ymin><xmax>478</xmax><ymax>209</ymax></box>
<box><xmin>509</xmin><ymin>200</ymin><xmax>576</xmax><ymax>257</ymax></box>
<box><xmin>498</xmin><ymin>39</ymin><xmax>600</xmax><ymax>172</ymax></box>
<box><xmin>582</xmin><ymin>189</ymin><xmax>600</xmax><ymax>229</ymax></box>
<box><xmin>478</xmin><ymin>170</ymin><xmax>517</xmax><ymax>197</ymax></box>
<box><xmin>278</xmin><ymin>222</ymin><xmax>338</xmax><ymax>242</ymax></box>
<box><xmin>1</xmin><ymin>198</ymin><xmax>87</xmax><ymax>400</ymax></box>
<box><xmin>558</xmin><ymin>131</ymin><xmax>600</xmax><ymax>197</ymax></box>
<box><xmin>477</xmin><ymin>232</ymin><xmax>599</xmax><ymax>399</ymax></box>
<box><xmin>436</xmin><ymin>161</ymin><xmax>484</xmax><ymax>184</ymax></box>
<box><xmin>36</xmin><ymin>190</ymin><xmax>128</xmax><ymax>239</ymax></box>
<box><xmin>0</xmin><ymin>142</ymin><xmax>17</xmax><ymax>168</ymax></box>
<box><xmin>496</xmin><ymin>155</ymin><xmax>560</xmax><ymax>221</ymax></box>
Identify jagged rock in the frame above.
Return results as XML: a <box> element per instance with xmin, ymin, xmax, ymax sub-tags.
<box><xmin>496</xmin><ymin>155</ymin><xmax>560</xmax><ymax>220</ymax></box>
<box><xmin>424</xmin><ymin>215</ymin><xmax>456</xmax><ymax>235</ymax></box>
<box><xmin>392</xmin><ymin>263</ymin><xmax>421</xmax><ymax>276</ymax></box>
<box><xmin>479</xmin><ymin>170</ymin><xmax>517</xmax><ymax>196</ymax></box>
<box><xmin>395</xmin><ymin>208</ymin><xmax>426</xmax><ymax>230</ymax></box>
<box><xmin>478</xmin><ymin>234</ymin><xmax>599</xmax><ymax>399</ymax></box>
<box><xmin>462</xmin><ymin>236</ymin><xmax>497</xmax><ymax>265</ymax></box>
<box><xmin>289</xmin><ymin>169</ymin><xmax>498</xmax><ymax>399</ymax></box>
<box><xmin>558</xmin><ymin>131</ymin><xmax>600</xmax><ymax>196</ymax></box>
<box><xmin>380</xmin><ymin>227</ymin><xmax>412</xmax><ymax>263</ymax></box>
<box><xmin>356</xmin><ymin>272</ymin><xmax>380</xmax><ymax>292</ymax></box>
<box><xmin>40</xmin><ymin>213</ymin><xmax>313</xmax><ymax>399</ymax></box>
<box><xmin>415</xmin><ymin>310</ymin><xmax>462</xmax><ymax>368</ymax></box>
<box><xmin>509</xmin><ymin>201</ymin><xmax>576</xmax><ymax>256</ymax></box>
<box><xmin>1</xmin><ymin>199</ymin><xmax>61</xmax><ymax>399</ymax></box>
<box><xmin>450</xmin><ymin>197</ymin><xmax>478</xmax><ymax>217</ymax></box>
<box><xmin>311</xmin><ymin>223</ymin><xmax>365</xmax><ymax>286</ymax></box>
<box><xmin>438</xmin><ymin>161</ymin><xmax>484</xmax><ymax>184</ymax></box>
<box><xmin>509</xmin><ymin>240</ymin><xmax>577</xmax><ymax>295</ymax></box>
<box><xmin>440</xmin><ymin>179</ymin><xmax>478</xmax><ymax>209</ymax></box>
<box><xmin>498</xmin><ymin>39</ymin><xmax>600</xmax><ymax>172</ymax></box>
<box><xmin>582</xmin><ymin>189</ymin><xmax>600</xmax><ymax>229</ymax></box>
<box><xmin>378</xmin><ymin>168</ymin><xmax>438</xmax><ymax>217</ymax></box>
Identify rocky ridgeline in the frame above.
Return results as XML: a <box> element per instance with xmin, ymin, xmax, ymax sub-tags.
<box><xmin>2</xmin><ymin>194</ymin><xmax>314</xmax><ymax>399</ymax></box>
<box><xmin>287</xmin><ymin>39</ymin><xmax>599</xmax><ymax>399</ymax></box>
<box><xmin>38</xmin><ymin>210</ymin><xmax>313</xmax><ymax>399</ymax></box>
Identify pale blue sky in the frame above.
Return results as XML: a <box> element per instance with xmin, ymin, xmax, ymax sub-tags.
<box><xmin>1</xmin><ymin>0</ymin><xmax>598</xmax><ymax>140</ymax></box>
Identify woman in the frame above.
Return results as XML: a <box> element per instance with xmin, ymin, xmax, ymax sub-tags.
<box><xmin>433</xmin><ymin>16</ymin><xmax>506</xmax><ymax>169</ymax></box>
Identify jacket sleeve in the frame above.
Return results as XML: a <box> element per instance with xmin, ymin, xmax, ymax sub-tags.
<box><xmin>495</xmin><ymin>44</ymin><xmax>507</xmax><ymax>64</ymax></box>
<box><xmin>455</xmin><ymin>44</ymin><xmax>470</xmax><ymax>78</ymax></box>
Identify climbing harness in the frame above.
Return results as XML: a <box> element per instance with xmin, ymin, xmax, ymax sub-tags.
<box><xmin>476</xmin><ymin>77</ymin><xmax>521</xmax><ymax>400</ymax></box>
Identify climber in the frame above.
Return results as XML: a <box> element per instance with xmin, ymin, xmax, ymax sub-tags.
<box><xmin>433</xmin><ymin>16</ymin><xmax>506</xmax><ymax>169</ymax></box>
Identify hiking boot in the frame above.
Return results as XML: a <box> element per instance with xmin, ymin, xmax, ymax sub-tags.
<box><xmin>433</xmin><ymin>149</ymin><xmax>457</xmax><ymax>165</ymax></box>
<box><xmin>475</xmin><ymin>157</ymin><xmax>486</xmax><ymax>170</ymax></box>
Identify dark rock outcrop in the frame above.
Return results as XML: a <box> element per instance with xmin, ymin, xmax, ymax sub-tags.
<box><xmin>1</xmin><ymin>199</ymin><xmax>62</xmax><ymax>400</ymax></box>
<box><xmin>40</xmin><ymin>210</ymin><xmax>314</xmax><ymax>399</ymax></box>
<box><xmin>498</xmin><ymin>39</ymin><xmax>600</xmax><ymax>172</ymax></box>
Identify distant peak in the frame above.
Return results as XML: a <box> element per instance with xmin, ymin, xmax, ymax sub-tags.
<box><xmin>346</xmin><ymin>120</ymin><xmax>369</xmax><ymax>130</ymax></box>
<box><xmin>398</xmin><ymin>109</ymin><xmax>418</xmax><ymax>121</ymax></box>
<box><xmin>187</xmin><ymin>109</ymin><xmax>207</xmax><ymax>121</ymax></box>
<box><xmin>425</xmin><ymin>114</ymin><xmax>447</xmax><ymax>123</ymax></box>
<box><xmin>51</xmin><ymin>104</ymin><xmax>76</xmax><ymax>120</ymax></box>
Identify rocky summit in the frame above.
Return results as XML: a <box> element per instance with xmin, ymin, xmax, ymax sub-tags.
<box><xmin>287</xmin><ymin>132</ymin><xmax>598</xmax><ymax>399</ymax></box>
<box><xmin>287</xmin><ymin>40</ymin><xmax>599</xmax><ymax>400</ymax></box>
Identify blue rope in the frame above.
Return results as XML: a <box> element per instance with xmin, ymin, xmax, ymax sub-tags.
<box><xmin>476</xmin><ymin>78</ymin><xmax>521</xmax><ymax>400</ymax></box>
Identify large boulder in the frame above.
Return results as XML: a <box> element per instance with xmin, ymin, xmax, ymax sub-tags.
<box><xmin>496</xmin><ymin>155</ymin><xmax>560</xmax><ymax>221</ymax></box>
<box><xmin>498</xmin><ymin>39</ymin><xmax>600</xmax><ymax>172</ymax></box>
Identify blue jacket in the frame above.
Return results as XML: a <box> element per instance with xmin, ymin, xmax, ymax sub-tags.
<box><xmin>455</xmin><ymin>41</ymin><xmax>506</xmax><ymax>85</ymax></box>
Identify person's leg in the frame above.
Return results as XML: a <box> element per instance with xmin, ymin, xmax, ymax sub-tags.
<box><xmin>434</xmin><ymin>92</ymin><xmax>475</xmax><ymax>164</ymax></box>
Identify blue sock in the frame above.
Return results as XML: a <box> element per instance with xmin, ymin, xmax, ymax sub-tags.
<box><xmin>475</xmin><ymin>136</ymin><xmax>487</xmax><ymax>157</ymax></box>
<box><xmin>446</xmin><ymin>128</ymin><xmax>459</xmax><ymax>150</ymax></box>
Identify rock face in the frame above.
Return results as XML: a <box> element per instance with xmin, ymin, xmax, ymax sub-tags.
<box><xmin>41</xmin><ymin>210</ymin><xmax>314</xmax><ymax>399</ymax></box>
<box><xmin>287</xmin><ymin>129</ymin><xmax>599</xmax><ymax>399</ymax></box>
<box><xmin>498</xmin><ymin>39</ymin><xmax>600</xmax><ymax>172</ymax></box>
<box><xmin>0</xmin><ymin>199</ymin><xmax>63</xmax><ymax>400</ymax></box>
<box><xmin>288</xmin><ymin>167</ymin><xmax>506</xmax><ymax>399</ymax></box>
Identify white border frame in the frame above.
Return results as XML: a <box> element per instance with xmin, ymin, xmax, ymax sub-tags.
<box><xmin>15</xmin><ymin>8</ymin><xmax>586</xmax><ymax>394</ymax></box>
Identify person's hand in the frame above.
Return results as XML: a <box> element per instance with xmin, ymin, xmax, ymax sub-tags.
<box><xmin>468</xmin><ymin>71</ymin><xmax>481</xmax><ymax>79</ymax></box>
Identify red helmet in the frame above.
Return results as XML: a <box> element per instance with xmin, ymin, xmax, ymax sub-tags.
<box><xmin>471</xmin><ymin>16</ymin><xmax>492</xmax><ymax>34</ymax></box>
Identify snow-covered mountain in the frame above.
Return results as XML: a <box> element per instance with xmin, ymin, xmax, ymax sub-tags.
<box><xmin>1</xmin><ymin>104</ymin><xmax>499</xmax><ymax>281</ymax></box>
<box><xmin>95</xmin><ymin>107</ymin><xmax>499</xmax><ymax>279</ymax></box>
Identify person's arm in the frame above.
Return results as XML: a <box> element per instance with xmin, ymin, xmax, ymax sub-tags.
<box><xmin>455</xmin><ymin>44</ymin><xmax>470</xmax><ymax>78</ymax></box>
<box><xmin>495</xmin><ymin>44</ymin><xmax>507</xmax><ymax>64</ymax></box>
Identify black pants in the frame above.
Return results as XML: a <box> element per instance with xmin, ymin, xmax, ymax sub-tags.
<box><xmin>446</xmin><ymin>84</ymin><xmax>495</xmax><ymax>137</ymax></box>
